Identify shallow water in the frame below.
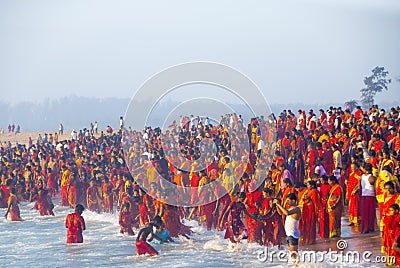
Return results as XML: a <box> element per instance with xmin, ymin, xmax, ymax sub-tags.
<box><xmin>0</xmin><ymin>200</ymin><xmax>386</xmax><ymax>268</ymax></box>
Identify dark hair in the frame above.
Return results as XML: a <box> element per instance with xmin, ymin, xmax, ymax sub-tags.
<box><xmin>287</xmin><ymin>192</ymin><xmax>297</xmax><ymax>201</ymax></box>
<box><xmin>262</xmin><ymin>188</ymin><xmax>272</xmax><ymax>195</ymax></box>
<box><xmin>364</xmin><ymin>163</ymin><xmax>373</xmax><ymax>173</ymax></box>
<box><xmin>283</xmin><ymin>178</ymin><xmax>292</xmax><ymax>186</ymax></box>
<box><xmin>384</xmin><ymin>181</ymin><xmax>395</xmax><ymax>189</ymax></box>
<box><xmin>390</xmin><ymin>203</ymin><xmax>400</xmax><ymax>211</ymax></box>
<box><xmin>75</xmin><ymin>204</ymin><xmax>85</xmax><ymax>212</ymax></box>
<box><xmin>237</xmin><ymin>192</ymin><xmax>246</xmax><ymax>199</ymax></box>
<box><xmin>328</xmin><ymin>175</ymin><xmax>339</xmax><ymax>184</ymax></box>
<box><xmin>307</xmin><ymin>180</ymin><xmax>317</xmax><ymax>188</ymax></box>
<box><xmin>153</xmin><ymin>215</ymin><xmax>163</xmax><ymax>227</ymax></box>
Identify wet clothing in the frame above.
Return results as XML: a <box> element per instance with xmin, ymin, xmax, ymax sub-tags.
<box><xmin>65</xmin><ymin>212</ymin><xmax>85</xmax><ymax>243</ymax></box>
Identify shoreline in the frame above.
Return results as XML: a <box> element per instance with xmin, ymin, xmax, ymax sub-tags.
<box><xmin>0</xmin><ymin>132</ymin><xmax>72</xmax><ymax>146</ymax></box>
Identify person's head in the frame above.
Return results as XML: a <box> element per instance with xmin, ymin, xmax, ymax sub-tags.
<box><xmin>236</xmin><ymin>192</ymin><xmax>246</xmax><ymax>202</ymax></box>
<box><xmin>307</xmin><ymin>180</ymin><xmax>317</xmax><ymax>189</ymax></box>
<box><xmin>389</xmin><ymin>204</ymin><xmax>400</xmax><ymax>216</ymax></box>
<box><xmin>384</xmin><ymin>181</ymin><xmax>396</xmax><ymax>195</ymax></box>
<box><xmin>328</xmin><ymin>175</ymin><xmax>338</xmax><ymax>186</ymax></box>
<box><xmin>262</xmin><ymin>188</ymin><xmax>272</xmax><ymax>198</ymax></box>
<box><xmin>363</xmin><ymin>163</ymin><xmax>373</xmax><ymax>174</ymax></box>
<box><xmin>283</xmin><ymin>178</ymin><xmax>292</xmax><ymax>189</ymax></box>
<box><xmin>75</xmin><ymin>204</ymin><xmax>85</xmax><ymax>215</ymax></box>
<box><xmin>350</xmin><ymin>162</ymin><xmax>359</xmax><ymax>172</ymax></box>
<box><xmin>126</xmin><ymin>186</ymin><xmax>133</xmax><ymax>196</ymax></box>
<box><xmin>153</xmin><ymin>215</ymin><xmax>163</xmax><ymax>228</ymax></box>
<box><xmin>278</xmin><ymin>162</ymin><xmax>285</xmax><ymax>171</ymax></box>
<box><xmin>286</xmin><ymin>192</ymin><xmax>297</xmax><ymax>206</ymax></box>
<box><xmin>264</xmin><ymin>177</ymin><xmax>273</xmax><ymax>187</ymax></box>
<box><xmin>10</xmin><ymin>188</ymin><xmax>16</xmax><ymax>195</ymax></box>
<box><xmin>156</xmin><ymin>224</ymin><xmax>164</xmax><ymax>233</ymax></box>
<box><xmin>121</xmin><ymin>202</ymin><xmax>130</xmax><ymax>213</ymax></box>
<box><xmin>320</xmin><ymin>175</ymin><xmax>329</xmax><ymax>184</ymax></box>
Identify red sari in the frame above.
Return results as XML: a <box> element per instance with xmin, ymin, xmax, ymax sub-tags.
<box><xmin>224</xmin><ymin>201</ymin><xmax>248</xmax><ymax>243</ymax></box>
<box><xmin>261</xmin><ymin>197</ymin><xmax>273</xmax><ymax>245</ymax></box>
<box><xmin>35</xmin><ymin>190</ymin><xmax>54</xmax><ymax>216</ymax></box>
<box><xmin>162</xmin><ymin>205</ymin><xmax>192</xmax><ymax>238</ymax></box>
<box><xmin>382</xmin><ymin>194</ymin><xmax>400</xmax><ymax>254</ymax></box>
<box><xmin>65</xmin><ymin>212</ymin><xmax>85</xmax><ymax>243</ymax></box>
<box><xmin>382</xmin><ymin>214</ymin><xmax>399</xmax><ymax>257</ymax></box>
<box><xmin>300</xmin><ymin>188</ymin><xmax>319</xmax><ymax>244</ymax></box>
<box><xmin>245</xmin><ymin>191</ymin><xmax>263</xmax><ymax>243</ymax></box>
<box><xmin>347</xmin><ymin>170</ymin><xmax>362</xmax><ymax>225</ymax></box>
<box><xmin>319</xmin><ymin>183</ymin><xmax>331</xmax><ymax>239</ymax></box>
<box><xmin>119</xmin><ymin>210</ymin><xmax>134</xmax><ymax>235</ymax></box>
<box><xmin>327</xmin><ymin>184</ymin><xmax>343</xmax><ymax>237</ymax></box>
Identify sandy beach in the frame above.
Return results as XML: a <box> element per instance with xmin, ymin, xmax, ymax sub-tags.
<box><xmin>0</xmin><ymin>132</ymin><xmax>72</xmax><ymax>146</ymax></box>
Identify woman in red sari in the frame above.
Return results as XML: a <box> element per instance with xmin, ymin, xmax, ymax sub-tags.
<box><xmin>300</xmin><ymin>180</ymin><xmax>319</xmax><ymax>245</ymax></box>
<box><xmin>327</xmin><ymin>176</ymin><xmax>343</xmax><ymax>238</ymax></box>
<box><xmin>220</xmin><ymin>192</ymin><xmax>258</xmax><ymax>243</ymax></box>
<box><xmin>347</xmin><ymin>163</ymin><xmax>362</xmax><ymax>227</ymax></box>
<box><xmin>162</xmin><ymin>204</ymin><xmax>192</xmax><ymax>238</ymax></box>
<box><xmin>260</xmin><ymin>188</ymin><xmax>274</xmax><ymax>245</ymax></box>
<box><xmin>381</xmin><ymin>181</ymin><xmax>400</xmax><ymax>255</ymax></box>
<box><xmin>319</xmin><ymin>175</ymin><xmax>331</xmax><ymax>239</ymax></box>
<box><xmin>245</xmin><ymin>184</ymin><xmax>263</xmax><ymax>244</ymax></box>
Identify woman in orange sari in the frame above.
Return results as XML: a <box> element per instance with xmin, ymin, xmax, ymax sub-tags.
<box><xmin>300</xmin><ymin>180</ymin><xmax>319</xmax><ymax>244</ymax></box>
<box><xmin>327</xmin><ymin>175</ymin><xmax>343</xmax><ymax>238</ymax></box>
<box><xmin>4</xmin><ymin>188</ymin><xmax>22</xmax><ymax>221</ymax></box>
<box><xmin>347</xmin><ymin>163</ymin><xmax>362</xmax><ymax>227</ymax></box>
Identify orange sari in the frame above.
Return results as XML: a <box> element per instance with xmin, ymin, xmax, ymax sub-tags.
<box><xmin>327</xmin><ymin>184</ymin><xmax>343</xmax><ymax>238</ymax></box>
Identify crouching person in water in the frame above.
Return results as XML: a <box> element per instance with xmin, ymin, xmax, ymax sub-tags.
<box><xmin>136</xmin><ymin>216</ymin><xmax>167</xmax><ymax>256</ymax></box>
<box><xmin>153</xmin><ymin>223</ymin><xmax>174</xmax><ymax>245</ymax></box>
<box><xmin>65</xmin><ymin>204</ymin><xmax>86</xmax><ymax>243</ymax></box>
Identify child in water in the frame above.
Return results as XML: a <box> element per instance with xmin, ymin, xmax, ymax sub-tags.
<box><xmin>136</xmin><ymin>216</ymin><xmax>168</xmax><ymax>256</ymax></box>
<box><xmin>153</xmin><ymin>224</ymin><xmax>174</xmax><ymax>245</ymax></box>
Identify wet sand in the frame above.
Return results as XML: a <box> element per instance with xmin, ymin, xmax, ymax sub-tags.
<box><xmin>297</xmin><ymin>210</ymin><xmax>387</xmax><ymax>267</ymax></box>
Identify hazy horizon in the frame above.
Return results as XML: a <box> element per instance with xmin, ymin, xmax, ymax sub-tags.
<box><xmin>0</xmin><ymin>96</ymin><xmax>398</xmax><ymax>132</ymax></box>
<box><xmin>1</xmin><ymin>0</ymin><xmax>400</xmax><ymax>106</ymax></box>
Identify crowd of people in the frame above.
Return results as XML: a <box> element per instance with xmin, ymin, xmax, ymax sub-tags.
<box><xmin>0</xmin><ymin>105</ymin><xmax>400</xmax><ymax>263</ymax></box>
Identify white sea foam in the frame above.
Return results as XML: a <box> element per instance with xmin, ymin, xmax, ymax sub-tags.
<box><xmin>0</xmin><ymin>202</ymin><xmax>375</xmax><ymax>268</ymax></box>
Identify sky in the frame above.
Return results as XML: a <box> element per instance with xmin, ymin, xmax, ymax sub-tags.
<box><xmin>0</xmin><ymin>0</ymin><xmax>399</xmax><ymax>106</ymax></box>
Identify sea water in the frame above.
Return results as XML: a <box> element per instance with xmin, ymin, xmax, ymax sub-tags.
<box><xmin>0</xmin><ymin>200</ymin><xmax>384</xmax><ymax>268</ymax></box>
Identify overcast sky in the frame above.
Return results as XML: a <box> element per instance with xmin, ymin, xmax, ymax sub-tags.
<box><xmin>1</xmin><ymin>0</ymin><xmax>399</xmax><ymax>106</ymax></box>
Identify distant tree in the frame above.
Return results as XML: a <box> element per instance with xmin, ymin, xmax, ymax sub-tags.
<box><xmin>360</xmin><ymin>66</ymin><xmax>391</xmax><ymax>109</ymax></box>
<box><xmin>344</xmin><ymin>100</ymin><xmax>358</xmax><ymax>112</ymax></box>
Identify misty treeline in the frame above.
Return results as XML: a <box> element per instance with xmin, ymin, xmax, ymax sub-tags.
<box><xmin>0</xmin><ymin>96</ymin><xmax>397</xmax><ymax>132</ymax></box>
